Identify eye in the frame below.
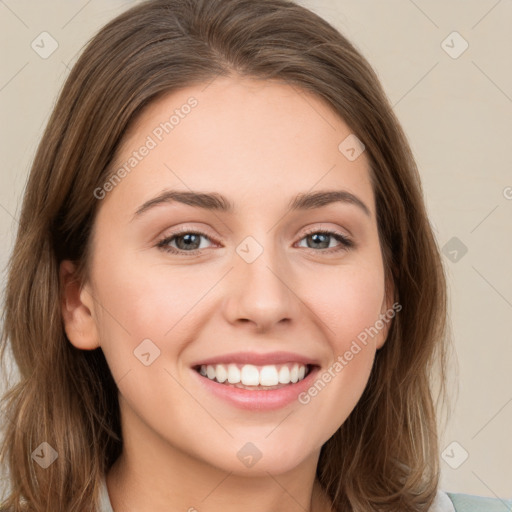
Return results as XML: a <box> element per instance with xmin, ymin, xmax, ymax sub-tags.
<box><xmin>156</xmin><ymin>228</ymin><xmax>217</xmax><ymax>255</ymax></box>
<box><xmin>296</xmin><ymin>228</ymin><xmax>353</xmax><ymax>254</ymax></box>
<box><xmin>156</xmin><ymin>227</ymin><xmax>354</xmax><ymax>256</ymax></box>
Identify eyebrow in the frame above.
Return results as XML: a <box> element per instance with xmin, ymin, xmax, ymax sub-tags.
<box><xmin>132</xmin><ymin>189</ymin><xmax>371</xmax><ymax>220</ymax></box>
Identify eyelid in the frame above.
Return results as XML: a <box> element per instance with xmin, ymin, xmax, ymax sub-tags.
<box><xmin>297</xmin><ymin>226</ymin><xmax>354</xmax><ymax>252</ymax></box>
<box><xmin>155</xmin><ymin>226</ymin><xmax>220</xmax><ymax>252</ymax></box>
<box><xmin>300</xmin><ymin>225</ymin><xmax>352</xmax><ymax>241</ymax></box>
<box><xmin>155</xmin><ymin>224</ymin><xmax>354</xmax><ymax>255</ymax></box>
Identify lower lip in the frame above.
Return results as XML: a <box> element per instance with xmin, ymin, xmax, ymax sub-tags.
<box><xmin>191</xmin><ymin>365</ymin><xmax>320</xmax><ymax>411</ymax></box>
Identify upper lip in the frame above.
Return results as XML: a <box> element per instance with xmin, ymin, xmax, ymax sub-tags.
<box><xmin>191</xmin><ymin>351</ymin><xmax>320</xmax><ymax>368</ymax></box>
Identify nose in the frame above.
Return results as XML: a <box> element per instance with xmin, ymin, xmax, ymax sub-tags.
<box><xmin>222</xmin><ymin>242</ymin><xmax>301</xmax><ymax>332</ymax></box>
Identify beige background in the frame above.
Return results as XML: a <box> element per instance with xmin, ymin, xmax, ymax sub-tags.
<box><xmin>0</xmin><ymin>0</ymin><xmax>511</xmax><ymax>500</ymax></box>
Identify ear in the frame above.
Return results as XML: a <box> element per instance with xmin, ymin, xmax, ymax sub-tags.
<box><xmin>375</xmin><ymin>272</ymin><xmax>397</xmax><ymax>350</ymax></box>
<box><xmin>59</xmin><ymin>260</ymin><xmax>100</xmax><ymax>350</ymax></box>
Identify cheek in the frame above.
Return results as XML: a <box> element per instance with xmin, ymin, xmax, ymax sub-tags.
<box><xmin>294</xmin><ymin>264</ymin><xmax>385</xmax><ymax>438</ymax></box>
<box><xmin>304</xmin><ymin>260</ymin><xmax>386</xmax><ymax>349</ymax></box>
<box><xmin>89</xmin><ymin>246</ymin><xmax>229</xmax><ymax>385</ymax></box>
<box><xmin>299</xmin><ymin>260</ymin><xmax>384</xmax><ymax>387</ymax></box>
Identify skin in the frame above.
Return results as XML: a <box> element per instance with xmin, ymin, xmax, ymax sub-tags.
<box><xmin>60</xmin><ymin>76</ymin><xmax>393</xmax><ymax>512</ymax></box>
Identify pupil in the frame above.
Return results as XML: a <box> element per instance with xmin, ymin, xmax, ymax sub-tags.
<box><xmin>178</xmin><ymin>234</ymin><xmax>199</xmax><ymax>250</ymax></box>
<box><xmin>310</xmin><ymin>233</ymin><xmax>328</xmax><ymax>249</ymax></box>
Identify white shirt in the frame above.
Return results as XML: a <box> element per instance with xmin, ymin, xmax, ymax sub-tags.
<box><xmin>98</xmin><ymin>476</ymin><xmax>456</xmax><ymax>512</ymax></box>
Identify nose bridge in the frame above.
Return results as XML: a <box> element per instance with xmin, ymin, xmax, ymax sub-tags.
<box><xmin>224</xmin><ymin>233</ymin><xmax>299</xmax><ymax>329</ymax></box>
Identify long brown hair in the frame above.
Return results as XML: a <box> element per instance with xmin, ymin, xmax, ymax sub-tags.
<box><xmin>0</xmin><ymin>0</ymin><xmax>449</xmax><ymax>510</ymax></box>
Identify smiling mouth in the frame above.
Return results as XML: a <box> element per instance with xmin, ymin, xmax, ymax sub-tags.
<box><xmin>192</xmin><ymin>362</ymin><xmax>316</xmax><ymax>390</ymax></box>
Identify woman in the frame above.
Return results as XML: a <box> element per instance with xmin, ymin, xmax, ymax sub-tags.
<box><xmin>1</xmin><ymin>0</ymin><xmax>509</xmax><ymax>510</ymax></box>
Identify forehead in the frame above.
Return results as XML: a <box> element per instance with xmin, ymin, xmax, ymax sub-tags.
<box><xmin>104</xmin><ymin>76</ymin><xmax>374</xmax><ymax>217</ymax></box>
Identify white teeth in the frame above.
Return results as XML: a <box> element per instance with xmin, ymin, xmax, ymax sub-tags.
<box><xmin>215</xmin><ymin>364</ymin><xmax>228</xmax><ymax>383</ymax></box>
<box><xmin>197</xmin><ymin>362</ymin><xmax>310</xmax><ymax>386</ymax></box>
<box><xmin>260</xmin><ymin>365</ymin><xmax>279</xmax><ymax>386</ymax></box>
<box><xmin>278</xmin><ymin>365</ymin><xmax>290</xmax><ymax>384</ymax></box>
<box><xmin>227</xmin><ymin>363</ymin><xmax>241</xmax><ymax>384</ymax></box>
<box><xmin>290</xmin><ymin>363</ymin><xmax>299</xmax><ymax>383</ymax></box>
<box><xmin>206</xmin><ymin>365</ymin><xmax>216</xmax><ymax>380</ymax></box>
<box><xmin>241</xmin><ymin>364</ymin><xmax>260</xmax><ymax>386</ymax></box>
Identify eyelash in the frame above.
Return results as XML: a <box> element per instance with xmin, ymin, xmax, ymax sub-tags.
<box><xmin>156</xmin><ymin>227</ymin><xmax>354</xmax><ymax>256</ymax></box>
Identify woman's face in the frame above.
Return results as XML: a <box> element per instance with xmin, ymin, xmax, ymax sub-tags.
<box><xmin>63</xmin><ymin>76</ymin><xmax>392</xmax><ymax>476</ymax></box>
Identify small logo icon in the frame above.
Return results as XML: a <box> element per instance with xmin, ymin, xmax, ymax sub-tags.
<box><xmin>236</xmin><ymin>236</ymin><xmax>264</xmax><ymax>264</ymax></box>
<box><xmin>441</xmin><ymin>441</ymin><xmax>469</xmax><ymax>469</ymax></box>
<box><xmin>237</xmin><ymin>442</ymin><xmax>263</xmax><ymax>468</ymax></box>
<box><xmin>31</xmin><ymin>32</ymin><xmax>59</xmax><ymax>59</ymax></box>
<box><xmin>134</xmin><ymin>338</ymin><xmax>161</xmax><ymax>366</ymax></box>
<box><xmin>338</xmin><ymin>134</ymin><xmax>365</xmax><ymax>161</ymax></box>
<box><xmin>441</xmin><ymin>31</ymin><xmax>469</xmax><ymax>59</ymax></box>
<box><xmin>442</xmin><ymin>236</ymin><xmax>468</xmax><ymax>263</ymax></box>
<box><xmin>31</xmin><ymin>442</ymin><xmax>58</xmax><ymax>469</ymax></box>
